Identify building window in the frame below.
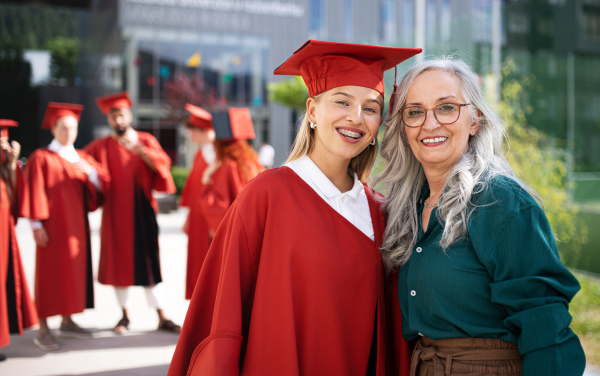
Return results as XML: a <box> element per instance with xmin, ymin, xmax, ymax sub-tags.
<box><xmin>345</xmin><ymin>0</ymin><xmax>354</xmax><ymax>40</ymax></box>
<box><xmin>507</xmin><ymin>13</ymin><xmax>530</xmax><ymax>34</ymax></box>
<box><xmin>581</xmin><ymin>11</ymin><xmax>600</xmax><ymax>42</ymax></box>
<box><xmin>310</xmin><ymin>0</ymin><xmax>327</xmax><ymax>38</ymax></box>
<box><xmin>380</xmin><ymin>0</ymin><xmax>396</xmax><ymax>43</ymax></box>
<box><xmin>402</xmin><ymin>0</ymin><xmax>414</xmax><ymax>45</ymax></box>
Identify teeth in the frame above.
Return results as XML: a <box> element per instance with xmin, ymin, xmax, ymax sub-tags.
<box><xmin>422</xmin><ymin>137</ymin><xmax>447</xmax><ymax>144</ymax></box>
<box><xmin>337</xmin><ymin>129</ymin><xmax>363</xmax><ymax>139</ymax></box>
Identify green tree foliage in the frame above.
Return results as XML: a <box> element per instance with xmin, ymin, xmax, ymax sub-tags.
<box><xmin>0</xmin><ymin>5</ymin><xmax>78</xmax><ymax>49</ymax></box>
<box><xmin>171</xmin><ymin>166</ymin><xmax>190</xmax><ymax>196</ymax></box>
<box><xmin>267</xmin><ymin>76</ymin><xmax>308</xmax><ymax>112</ymax></box>
<box><xmin>45</xmin><ymin>37</ymin><xmax>79</xmax><ymax>84</ymax></box>
<box><xmin>498</xmin><ymin>62</ymin><xmax>588</xmax><ymax>264</ymax></box>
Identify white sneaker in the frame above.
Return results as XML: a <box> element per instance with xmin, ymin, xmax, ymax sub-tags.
<box><xmin>33</xmin><ymin>330</ymin><xmax>61</xmax><ymax>351</ymax></box>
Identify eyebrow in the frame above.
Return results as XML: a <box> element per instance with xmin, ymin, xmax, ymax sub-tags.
<box><xmin>406</xmin><ymin>95</ymin><xmax>459</xmax><ymax>106</ymax></box>
<box><xmin>332</xmin><ymin>92</ymin><xmax>383</xmax><ymax>107</ymax></box>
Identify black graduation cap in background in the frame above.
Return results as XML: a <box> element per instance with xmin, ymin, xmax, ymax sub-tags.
<box><xmin>212</xmin><ymin>108</ymin><xmax>256</xmax><ymax>141</ymax></box>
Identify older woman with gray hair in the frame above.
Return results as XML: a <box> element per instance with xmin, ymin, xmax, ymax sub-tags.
<box><xmin>375</xmin><ymin>57</ymin><xmax>585</xmax><ymax>375</ymax></box>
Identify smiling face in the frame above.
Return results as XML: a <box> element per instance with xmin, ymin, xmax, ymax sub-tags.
<box><xmin>52</xmin><ymin>115</ymin><xmax>79</xmax><ymax>146</ymax></box>
<box><xmin>307</xmin><ymin>85</ymin><xmax>382</xmax><ymax>166</ymax></box>
<box><xmin>403</xmin><ymin>69</ymin><xmax>479</xmax><ymax>175</ymax></box>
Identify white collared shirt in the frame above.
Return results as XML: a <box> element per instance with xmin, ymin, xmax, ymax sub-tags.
<box><xmin>286</xmin><ymin>156</ymin><xmax>375</xmax><ymax>241</ymax></box>
<box><xmin>201</xmin><ymin>143</ymin><xmax>216</xmax><ymax>165</ymax></box>
<box><xmin>48</xmin><ymin>138</ymin><xmax>80</xmax><ymax>162</ymax></box>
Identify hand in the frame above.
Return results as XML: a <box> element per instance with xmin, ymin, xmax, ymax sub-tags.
<box><xmin>1</xmin><ymin>139</ymin><xmax>20</xmax><ymax>171</ymax></box>
<box><xmin>71</xmin><ymin>159</ymin><xmax>93</xmax><ymax>175</ymax></box>
<box><xmin>129</xmin><ymin>142</ymin><xmax>147</xmax><ymax>158</ymax></box>
<box><xmin>116</xmin><ymin>129</ymin><xmax>140</xmax><ymax>151</ymax></box>
<box><xmin>33</xmin><ymin>227</ymin><xmax>49</xmax><ymax>248</ymax></box>
<box><xmin>201</xmin><ymin>161</ymin><xmax>221</xmax><ymax>185</ymax></box>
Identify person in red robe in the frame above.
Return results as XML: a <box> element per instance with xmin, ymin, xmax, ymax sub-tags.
<box><xmin>23</xmin><ymin>103</ymin><xmax>108</xmax><ymax>351</ymax></box>
<box><xmin>84</xmin><ymin>92</ymin><xmax>180</xmax><ymax>333</ymax></box>
<box><xmin>168</xmin><ymin>40</ymin><xmax>421</xmax><ymax>376</ymax></box>
<box><xmin>0</xmin><ymin>120</ymin><xmax>38</xmax><ymax>361</ymax></box>
<box><xmin>180</xmin><ymin>105</ymin><xmax>263</xmax><ymax>299</ymax></box>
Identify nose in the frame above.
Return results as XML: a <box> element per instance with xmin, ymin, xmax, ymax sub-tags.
<box><xmin>421</xmin><ymin>108</ymin><xmax>440</xmax><ymax>130</ymax></box>
<box><xmin>346</xmin><ymin>104</ymin><xmax>364</xmax><ymax>124</ymax></box>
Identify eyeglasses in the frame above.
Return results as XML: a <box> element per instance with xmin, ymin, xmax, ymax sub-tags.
<box><xmin>401</xmin><ymin>103</ymin><xmax>471</xmax><ymax>128</ymax></box>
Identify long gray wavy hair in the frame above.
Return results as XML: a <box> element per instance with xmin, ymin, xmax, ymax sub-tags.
<box><xmin>373</xmin><ymin>56</ymin><xmax>541</xmax><ymax>272</ymax></box>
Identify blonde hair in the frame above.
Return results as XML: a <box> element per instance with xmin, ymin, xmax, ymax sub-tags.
<box><xmin>285</xmin><ymin>93</ymin><xmax>380</xmax><ymax>183</ymax></box>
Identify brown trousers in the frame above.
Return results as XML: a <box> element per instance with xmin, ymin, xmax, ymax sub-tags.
<box><xmin>410</xmin><ymin>337</ymin><xmax>523</xmax><ymax>376</ymax></box>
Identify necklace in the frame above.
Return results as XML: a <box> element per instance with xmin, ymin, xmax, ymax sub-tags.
<box><xmin>424</xmin><ymin>195</ymin><xmax>439</xmax><ymax>208</ymax></box>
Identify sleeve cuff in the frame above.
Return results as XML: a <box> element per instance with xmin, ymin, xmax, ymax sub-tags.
<box><xmin>87</xmin><ymin>167</ymin><xmax>102</xmax><ymax>190</ymax></box>
<box><xmin>30</xmin><ymin>220</ymin><xmax>43</xmax><ymax>230</ymax></box>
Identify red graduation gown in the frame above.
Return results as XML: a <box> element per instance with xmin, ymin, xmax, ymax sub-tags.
<box><xmin>0</xmin><ymin>166</ymin><xmax>38</xmax><ymax>348</ymax></box>
<box><xmin>168</xmin><ymin>167</ymin><xmax>410</xmax><ymax>376</ymax></box>
<box><xmin>22</xmin><ymin>148</ymin><xmax>107</xmax><ymax>318</ymax></box>
<box><xmin>85</xmin><ymin>132</ymin><xmax>176</xmax><ymax>286</ymax></box>
<box><xmin>179</xmin><ymin>153</ymin><xmax>255</xmax><ymax>300</ymax></box>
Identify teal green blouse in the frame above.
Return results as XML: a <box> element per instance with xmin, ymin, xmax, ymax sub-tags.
<box><xmin>398</xmin><ymin>175</ymin><xmax>586</xmax><ymax>375</ymax></box>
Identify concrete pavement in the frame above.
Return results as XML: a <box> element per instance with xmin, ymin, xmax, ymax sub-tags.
<box><xmin>1</xmin><ymin>207</ymin><xmax>599</xmax><ymax>375</ymax></box>
<box><xmin>1</xmin><ymin>208</ymin><xmax>190</xmax><ymax>376</ymax></box>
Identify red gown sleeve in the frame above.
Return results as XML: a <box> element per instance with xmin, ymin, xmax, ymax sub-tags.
<box><xmin>168</xmin><ymin>199</ymin><xmax>260</xmax><ymax>376</ymax></box>
<box><xmin>80</xmin><ymin>151</ymin><xmax>109</xmax><ymax>211</ymax></box>
<box><xmin>140</xmin><ymin>133</ymin><xmax>176</xmax><ymax>194</ymax></box>
<box><xmin>22</xmin><ymin>151</ymin><xmax>49</xmax><ymax>221</ymax></box>
<box><xmin>199</xmin><ymin>161</ymin><xmax>244</xmax><ymax>232</ymax></box>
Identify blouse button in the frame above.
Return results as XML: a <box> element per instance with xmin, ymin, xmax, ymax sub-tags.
<box><xmin>416</xmin><ymin>247</ymin><xmax>422</xmax><ymax>253</ymax></box>
<box><xmin>410</xmin><ymin>290</ymin><xmax>416</xmax><ymax>297</ymax></box>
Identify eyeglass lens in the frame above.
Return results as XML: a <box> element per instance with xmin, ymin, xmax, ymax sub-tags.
<box><xmin>402</xmin><ymin>103</ymin><xmax>462</xmax><ymax>127</ymax></box>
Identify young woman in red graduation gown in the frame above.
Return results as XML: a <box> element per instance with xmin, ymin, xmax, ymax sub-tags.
<box><xmin>0</xmin><ymin>121</ymin><xmax>38</xmax><ymax>360</ymax></box>
<box><xmin>180</xmin><ymin>104</ymin><xmax>263</xmax><ymax>299</ymax></box>
<box><xmin>168</xmin><ymin>40</ymin><xmax>420</xmax><ymax>376</ymax></box>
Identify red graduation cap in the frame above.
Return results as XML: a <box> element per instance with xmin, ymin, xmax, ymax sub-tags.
<box><xmin>0</xmin><ymin>119</ymin><xmax>18</xmax><ymax>163</ymax></box>
<box><xmin>0</xmin><ymin>119</ymin><xmax>18</xmax><ymax>138</ymax></box>
<box><xmin>41</xmin><ymin>102</ymin><xmax>84</xmax><ymax>130</ymax></box>
<box><xmin>274</xmin><ymin>39</ymin><xmax>422</xmax><ymax>97</ymax></box>
<box><xmin>212</xmin><ymin>108</ymin><xmax>255</xmax><ymax>141</ymax></box>
<box><xmin>185</xmin><ymin>103</ymin><xmax>213</xmax><ymax>130</ymax></box>
<box><xmin>96</xmin><ymin>92</ymin><xmax>133</xmax><ymax>115</ymax></box>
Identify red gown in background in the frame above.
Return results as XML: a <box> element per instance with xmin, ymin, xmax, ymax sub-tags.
<box><xmin>84</xmin><ymin>132</ymin><xmax>176</xmax><ymax>286</ymax></box>
<box><xmin>0</xmin><ymin>166</ymin><xmax>38</xmax><ymax>348</ymax></box>
<box><xmin>22</xmin><ymin>149</ymin><xmax>108</xmax><ymax>318</ymax></box>
<box><xmin>168</xmin><ymin>167</ymin><xmax>410</xmax><ymax>376</ymax></box>
<box><xmin>180</xmin><ymin>152</ymin><xmax>261</xmax><ymax>300</ymax></box>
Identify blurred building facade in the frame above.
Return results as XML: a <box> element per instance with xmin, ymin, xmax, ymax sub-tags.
<box><xmin>1</xmin><ymin>0</ymin><xmax>599</xmax><ymax>199</ymax></box>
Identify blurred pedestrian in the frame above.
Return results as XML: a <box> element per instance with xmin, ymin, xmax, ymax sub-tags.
<box><xmin>258</xmin><ymin>142</ymin><xmax>275</xmax><ymax>168</ymax></box>
<box><xmin>168</xmin><ymin>40</ymin><xmax>420</xmax><ymax>376</ymax></box>
<box><xmin>0</xmin><ymin>120</ymin><xmax>38</xmax><ymax>360</ymax></box>
<box><xmin>375</xmin><ymin>57</ymin><xmax>586</xmax><ymax>375</ymax></box>
<box><xmin>180</xmin><ymin>104</ymin><xmax>216</xmax><ymax>299</ymax></box>
<box><xmin>84</xmin><ymin>92</ymin><xmax>180</xmax><ymax>333</ymax></box>
<box><xmin>23</xmin><ymin>103</ymin><xmax>108</xmax><ymax>351</ymax></box>
<box><xmin>180</xmin><ymin>105</ymin><xmax>263</xmax><ymax>299</ymax></box>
